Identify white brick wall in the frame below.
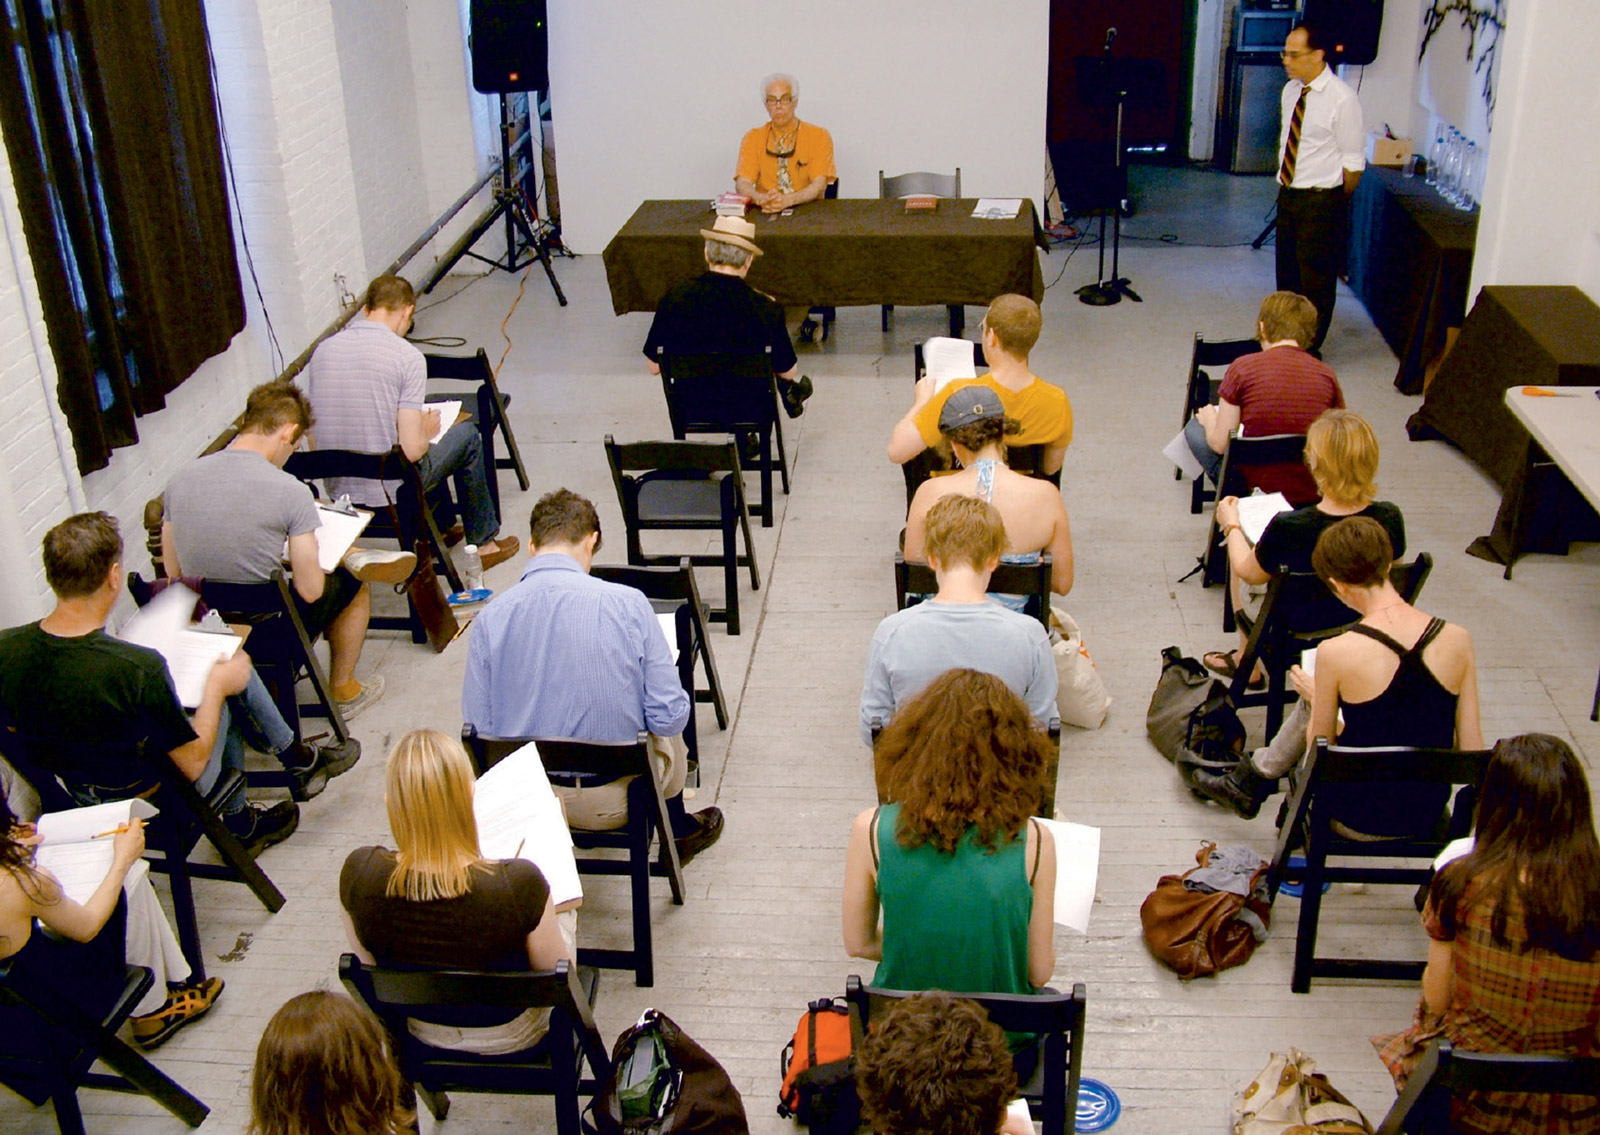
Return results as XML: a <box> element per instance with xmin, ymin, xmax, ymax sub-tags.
<box><xmin>0</xmin><ymin>0</ymin><xmax>482</xmax><ymax>619</ymax></box>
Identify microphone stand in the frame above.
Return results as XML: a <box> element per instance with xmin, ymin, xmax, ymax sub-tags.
<box><xmin>1077</xmin><ymin>29</ymin><xmax>1142</xmax><ymax>306</ymax></box>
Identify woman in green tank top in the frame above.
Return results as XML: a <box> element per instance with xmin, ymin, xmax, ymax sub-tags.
<box><xmin>843</xmin><ymin>669</ymin><xmax>1057</xmax><ymax>997</ymax></box>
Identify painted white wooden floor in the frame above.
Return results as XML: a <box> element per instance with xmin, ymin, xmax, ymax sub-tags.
<box><xmin>5</xmin><ymin>243</ymin><xmax>1596</xmax><ymax>1135</ymax></box>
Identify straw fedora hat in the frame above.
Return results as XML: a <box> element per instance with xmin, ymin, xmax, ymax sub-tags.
<box><xmin>698</xmin><ymin>214</ymin><xmax>763</xmax><ymax>256</ymax></box>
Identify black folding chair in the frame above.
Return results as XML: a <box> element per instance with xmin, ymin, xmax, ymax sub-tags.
<box><xmin>1376</xmin><ymin>1039</ymin><xmax>1600</xmax><ymax>1135</ymax></box>
<box><xmin>604</xmin><ymin>435</ymin><xmax>760</xmax><ymax>635</ymax></box>
<box><xmin>893</xmin><ymin>552</ymin><xmax>1053</xmax><ymax>630</ymax></box>
<box><xmin>847</xmin><ymin>976</ymin><xmax>1087</xmax><ymax>1135</ymax></box>
<box><xmin>340</xmin><ymin>956</ymin><xmax>609</xmax><ymax>1135</ymax></box>
<box><xmin>425</xmin><ymin>347</ymin><xmax>531</xmax><ymax>514</ymax></box>
<box><xmin>656</xmin><ymin>347</ymin><xmax>788</xmax><ymax>527</ymax></box>
<box><xmin>1177</xmin><ymin>334</ymin><xmax>1261</xmax><ymax>511</ymax></box>
<box><xmin>1268</xmin><ymin>740</ymin><xmax>1491</xmax><ymax>994</ymax></box>
<box><xmin>0</xmin><ymin>960</ymin><xmax>209</xmax><ymax>1135</ymax></box>
<box><xmin>460</xmin><ymin>731</ymin><xmax>685</xmax><ymax>988</ymax></box>
<box><xmin>286</xmin><ymin>446</ymin><xmax>462</xmax><ymax>642</ymax></box>
<box><xmin>881</xmin><ymin>168</ymin><xmax>964</xmax><ymax>335</ymax></box>
<box><xmin>1195</xmin><ymin>431</ymin><xmax>1311</xmax><ymax>588</ymax></box>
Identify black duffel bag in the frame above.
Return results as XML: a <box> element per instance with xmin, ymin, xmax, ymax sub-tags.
<box><xmin>1146</xmin><ymin>646</ymin><xmax>1247</xmax><ymax>789</ymax></box>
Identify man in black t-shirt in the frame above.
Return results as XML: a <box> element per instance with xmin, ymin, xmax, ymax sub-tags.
<box><xmin>0</xmin><ymin>513</ymin><xmax>307</xmax><ymax>855</ymax></box>
<box><xmin>642</xmin><ymin>215</ymin><xmax>813</xmax><ymax>417</ymax></box>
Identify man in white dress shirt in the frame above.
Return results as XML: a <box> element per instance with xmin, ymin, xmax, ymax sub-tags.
<box><xmin>1275</xmin><ymin>22</ymin><xmax>1364</xmax><ymax>353</ymax></box>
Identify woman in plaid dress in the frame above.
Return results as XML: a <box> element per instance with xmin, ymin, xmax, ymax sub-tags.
<box><xmin>1374</xmin><ymin>734</ymin><xmax>1600</xmax><ymax>1133</ymax></box>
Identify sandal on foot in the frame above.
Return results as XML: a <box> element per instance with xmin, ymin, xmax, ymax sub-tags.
<box><xmin>131</xmin><ymin>977</ymin><xmax>224</xmax><ymax>1049</ymax></box>
<box><xmin>1202</xmin><ymin>649</ymin><xmax>1266</xmax><ymax>691</ymax></box>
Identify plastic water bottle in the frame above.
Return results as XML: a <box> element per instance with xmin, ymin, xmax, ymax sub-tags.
<box><xmin>462</xmin><ymin>544</ymin><xmax>484</xmax><ymax>592</ymax></box>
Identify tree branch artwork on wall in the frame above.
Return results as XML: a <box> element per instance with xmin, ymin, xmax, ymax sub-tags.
<box><xmin>1419</xmin><ymin>0</ymin><xmax>1506</xmax><ymax>127</ymax></box>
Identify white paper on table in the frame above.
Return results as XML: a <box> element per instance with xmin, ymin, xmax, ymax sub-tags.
<box><xmin>1236</xmin><ymin>491</ymin><xmax>1293</xmax><ymax>545</ymax></box>
<box><xmin>922</xmin><ymin>336</ymin><xmax>978</xmax><ymax>391</ymax></box>
<box><xmin>1036</xmin><ymin>819</ymin><xmax>1100</xmax><ymax>934</ymax></box>
<box><xmin>656</xmin><ymin>612</ymin><xmax>678</xmax><ymax>655</ymax></box>
<box><xmin>972</xmin><ymin>198</ymin><xmax>1022</xmax><ymax>219</ymax></box>
<box><xmin>306</xmin><ymin>503</ymin><xmax>372</xmax><ymax>573</ymax></box>
<box><xmin>428</xmin><ymin>400</ymin><xmax>463</xmax><ymax>444</ymax></box>
<box><xmin>1163</xmin><ymin>428</ymin><xmax>1205</xmax><ymax>479</ymax></box>
<box><xmin>35</xmin><ymin>799</ymin><xmax>159</xmax><ymax>904</ymax></box>
<box><xmin>473</xmin><ymin>742</ymin><xmax>583</xmax><ymax>906</ymax></box>
<box><xmin>117</xmin><ymin>585</ymin><xmax>243</xmax><ymax>708</ymax></box>
<box><xmin>1434</xmin><ymin>836</ymin><xmax>1473</xmax><ymax>871</ymax></box>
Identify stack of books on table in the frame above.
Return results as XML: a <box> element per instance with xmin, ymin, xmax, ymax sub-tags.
<box><xmin>713</xmin><ymin>193</ymin><xmax>751</xmax><ymax>216</ymax></box>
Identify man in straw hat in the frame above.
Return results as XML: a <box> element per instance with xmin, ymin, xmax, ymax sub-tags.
<box><xmin>643</xmin><ymin>214</ymin><xmax>813</xmax><ymax>417</ymax></box>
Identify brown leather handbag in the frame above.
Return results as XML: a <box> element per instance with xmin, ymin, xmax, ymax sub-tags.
<box><xmin>399</xmin><ymin>537</ymin><xmax>461</xmax><ymax>654</ymax></box>
<box><xmin>1140</xmin><ymin>842</ymin><xmax>1272</xmax><ymax>980</ymax></box>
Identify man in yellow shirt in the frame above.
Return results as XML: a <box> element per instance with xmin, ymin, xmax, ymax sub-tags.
<box><xmin>887</xmin><ymin>294</ymin><xmax>1072</xmax><ymax>476</ymax></box>
<box><xmin>735</xmin><ymin>73</ymin><xmax>835</xmax><ymax>214</ymax></box>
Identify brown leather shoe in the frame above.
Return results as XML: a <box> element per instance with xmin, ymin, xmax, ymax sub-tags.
<box><xmin>477</xmin><ymin>538</ymin><xmax>519</xmax><ymax>572</ymax></box>
<box><xmin>441</xmin><ymin>523</ymin><xmax>466</xmax><ymax>548</ymax></box>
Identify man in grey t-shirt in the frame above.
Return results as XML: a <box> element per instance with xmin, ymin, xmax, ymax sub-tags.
<box><xmin>163</xmin><ymin>382</ymin><xmax>411</xmax><ymax>722</ymax></box>
<box><xmin>859</xmin><ymin>495</ymin><xmax>1056</xmax><ymax>746</ymax></box>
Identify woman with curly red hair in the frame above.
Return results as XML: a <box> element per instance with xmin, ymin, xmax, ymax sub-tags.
<box><xmin>843</xmin><ymin>668</ymin><xmax>1057</xmax><ymax>1002</ymax></box>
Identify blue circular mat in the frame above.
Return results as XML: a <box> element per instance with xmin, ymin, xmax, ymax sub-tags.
<box><xmin>1278</xmin><ymin>852</ymin><xmax>1331</xmax><ymax>898</ymax></box>
<box><xmin>1076</xmin><ymin>1077</ymin><xmax>1121</xmax><ymax>1131</ymax></box>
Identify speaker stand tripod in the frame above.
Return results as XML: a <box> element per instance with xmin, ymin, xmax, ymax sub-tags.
<box><xmin>1074</xmin><ymin>40</ymin><xmax>1157</xmax><ymax>307</ymax></box>
<box><xmin>433</xmin><ymin>94</ymin><xmax>567</xmax><ymax>306</ymax></box>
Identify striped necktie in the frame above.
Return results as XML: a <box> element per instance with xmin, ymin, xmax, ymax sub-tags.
<box><xmin>1278</xmin><ymin>87</ymin><xmax>1307</xmax><ymax>188</ymax></box>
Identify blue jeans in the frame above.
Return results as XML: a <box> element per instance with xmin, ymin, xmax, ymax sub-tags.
<box><xmin>1184</xmin><ymin>414</ymin><xmax>1225</xmax><ymax>483</ymax></box>
<box><xmin>419</xmin><ymin>421</ymin><xmax>500</xmax><ymax>545</ymax></box>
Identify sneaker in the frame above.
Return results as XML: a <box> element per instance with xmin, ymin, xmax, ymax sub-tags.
<box><xmin>227</xmin><ymin>800</ymin><xmax>300</xmax><ymax>857</ymax></box>
<box><xmin>780</xmin><ymin>374</ymin><xmax>814</xmax><ymax>419</ymax></box>
<box><xmin>334</xmin><ymin>674</ymin><xmax>386</xmax><ymax>722</ymax></box>
<box><xmin>130</xmin><ymin>977</ymin><xmax>224</xmax><ymax>1050</ymax></box>
<box><xmin>343</xmin><ymin>546</ymin><xmax>417</xmax><ymax>585</ymax></box>
<box><xmin>478</xmin><ymin>538</ymin><xmax>519</xmax><ymax>572</ymax></box>
<box><xmin>285</xmin><ymin>737</ymin><xmax>362</xmax><ymax>801</ymax></box>
<box><xmin>673</xmin><ymin>806</ymin><xmax>724</xmax><ymax>865</ymax></box>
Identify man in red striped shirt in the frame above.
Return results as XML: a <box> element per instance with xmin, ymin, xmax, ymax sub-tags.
<box><xmin>1185</xmin><ymin>291</ymin><xmax>1344</xmax><ymax>505</ymax></box>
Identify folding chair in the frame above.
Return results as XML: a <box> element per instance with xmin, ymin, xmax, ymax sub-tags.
<box><xmin>1268</xmin><ymin>739</ymin><xmax>1491</xmax><ymax>994</ymax></box>
<box><xmin>340</xmin><ymin>956</ymin><xmax>610</xmax><ymax>1135</ymax></box>
<box><xmin>285</xmin><ymin>446</ymin><xmax>463</xmax><ymax>642</ymax></box>
<box><xmin>1227</xmin><ymin>555</ymin><xmax>1433</xmax><ymax>739</ymax></box>
<box><xmin>1195</xmin><ymin>430</ymin><xmax>1311</xmax><ymax>587</ymax></box>
<box><xmin>880</xmin><ymin>168</ymin><xmax>963</xmax><ymax>335</ymax></box>
<box><xmin>1376</xmin><ymin>1039</ymin><xmax>1600</xmax><ymax>1135</ymax></box>
<box><xmin>847</xmin><ymin>976</ymin><xmax>1086</xmax><ymax>1135</ymax></box>
<box><xmin>604</xmin><ymin>435</ymin><xmax>760</xmax><ymax>636</ymax></box>
<box><xmin>656</xmin><ymin>347</ymin><xmax>788</xmax><ymax>527</ymax></box>
<box><xmin>460</xmin><ymin>730</ymin><xmax>685</xmax><ymax>988</ymax></box>
<box><xmin>894</xmin><ymin>552</ymin><xmax>1054</xmax><ymax>630</ymax></box>
<box><xmin>591</xmin><ymin>559</ymin><xmax>730</xmax><ymax>775</ymax></box>
<box><xmin>0</xmin><ymin>961</ymin><xmax>209</xmax><ymax>1135</ymax></box>
<box><xmin>1177</xmin><ymin>334</ymin><xmax>1261</xmax><ymax>511</ymax></box>
<box><xmin>425</xmin><ymin>348</ymin><xmax>531</xmax><ymax>514</ymax></box>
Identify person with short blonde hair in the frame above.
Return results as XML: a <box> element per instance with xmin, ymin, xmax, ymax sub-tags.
<box><xmin>859</xmin><ymin>496</ymin><xmax>1056</xmax><ymax>745</ymax></box>
<box><xmin>889</xmin><ymin>294</ymin><xmax>1072</xmax><ymax>477</ymax></box>
<box><xmin>249</xmin><ymin>991</ymin><xmax>412</xmax><ymax>1135</ymax></box>
<box><xmin>1186</xmin><ymin>290</ymin><xmax>1344</xmax><ymax>503</ymax></box>
<box><xmin>339</xmin><ymin>730</ymin><xmax>572</xmax><ymax>1055</ymax></box>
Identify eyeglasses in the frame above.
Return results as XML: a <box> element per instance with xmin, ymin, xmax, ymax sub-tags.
<box><xmin>764</xmin><ymin>94</ymin><xmax>795</xmax><ymax>106</ymax></box>
<box><xmin>1279</xmin><ymin>50</ymin><xmax>1315</xmax><ymax>60</ymax></box>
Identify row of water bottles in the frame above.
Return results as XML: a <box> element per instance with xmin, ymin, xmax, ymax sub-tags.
<box><xmin>1422</xmin><ymin>125</ymin><xmax>1481</xmax><ymax>211</ymax></box>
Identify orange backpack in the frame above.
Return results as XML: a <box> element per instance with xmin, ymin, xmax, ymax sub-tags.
<box><xmin>777</xmin><ymin>998</ymin><xmax>858</xmax><ymax>1131</ymax></box>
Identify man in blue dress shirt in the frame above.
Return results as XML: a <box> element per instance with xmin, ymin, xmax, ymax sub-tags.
<box><xmin>462</xmin><ymin>489</ymin><xmax>724</xmax><ymax>861</ymax></box>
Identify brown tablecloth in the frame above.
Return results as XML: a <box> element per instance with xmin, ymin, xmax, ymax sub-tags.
<box><xmin>1345</xmin><ymin>167</ymin><xmax>1478</xmax><ymax>395</ymax></box>
<box><xmin>601</xmin><ymin>199</ymin><xmax>1045</xmax><ymax>315</ymax></box>
<box><xmin>1407</xmin><ymin>285</ymin><xmax>1600</xmax><ymax>570</ymax></box>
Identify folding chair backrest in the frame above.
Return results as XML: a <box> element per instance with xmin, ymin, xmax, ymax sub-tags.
<box><xmin>880</xmin><ymin>169</ymin><xmax>961</xmax><ymax>199</ymax></box>
<box><xmin>894</xmin><ymin>552</ymin><xmax>1052</xmax><ymax>629</ymax></box>
<box><xmin>1183</xmin><ymin>334</ymin><xmax>1260</xmax><ymax>424</ymax></box>
<box><xmin>460</xmin><ymin>729</ymin><xmax>652</xmax><ymax>784</ymax></box>
<box><xmin>846</xmin><ymin>976</ymin><xmax>1085</xmax><ymax>1135</ymax></box>
<box><xmin>605</xmin><ymin>437</ymin><xmax>741</xmax><ymax>480</ymax></box>
<box><xmin>1377</xmin><ymin>1040</ymin><xmax>1600</xmax><ymax>1135</ymax></box>
<box><xmin>658</xmin><ymin>350</ymin><xmax>776</xmax><ymax>434</ymax></box>
<box><xmin>285</xmin><ymin>446</ymin><xmax>427</xmax><ymax>536</ymax></box>
<box><xmin>1216</xmin><ymin>431</ymin><xmax>1309</xmax><ymax>498</ymax></box>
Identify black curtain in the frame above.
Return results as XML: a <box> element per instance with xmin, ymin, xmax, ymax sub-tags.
<box><xmin>0</xmin><ymin>0</ymin><xmax>244</xmax><ymax>476</ymax></box>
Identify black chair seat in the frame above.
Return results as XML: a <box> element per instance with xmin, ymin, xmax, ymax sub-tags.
<box><xmin>635</xmin><ymin>477</ymin><xmax>724</xmax><ymax>523</ymax></box>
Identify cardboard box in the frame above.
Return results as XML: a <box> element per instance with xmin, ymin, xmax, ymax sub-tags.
<box><xmin>1366</xmin><ymin>133</ymin><xmax>1412</xmax><ymax>168</ymax></box>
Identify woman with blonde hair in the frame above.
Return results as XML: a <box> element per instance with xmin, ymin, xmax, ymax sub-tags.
<box><xmin>1203</xmin><ymin>408</ymin><xmax>1406</xmax><ymax>687</ymax></box>
<box><xmin>844</xmin><ymin>668</ymin><xmax>1057</xmax><ymax>1006</ymax></box>
<box><xmin>249</xmin><ymin>990</ymin><xmax>412</xmax><ymax>1135</ymax></box>
<box><xmin>339</xmin><ymin>729</ymin><xmax>570</xmax><ymax>1055</ymax></box>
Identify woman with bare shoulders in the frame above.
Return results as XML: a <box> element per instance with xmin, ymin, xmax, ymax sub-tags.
<box><xmin>904</xmin><ymin>386</ymin><xmax>1073</xmax><ymax>606</ymax></box>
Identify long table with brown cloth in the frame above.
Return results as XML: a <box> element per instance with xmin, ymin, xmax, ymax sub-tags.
<box><xmin>602</xmin><ymin>198</ymin><xmax>1045</xmax><ymax>316</ymax></box>
<box><xmin>1345</xmin><ymin>166</ymin><xmax>1478</xmax><ymax>395</ymax></box>
<box><xmin>1406</xmin><ymin>285</ymin><xmax>1600</xmax><ymax>574</ymax></box>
